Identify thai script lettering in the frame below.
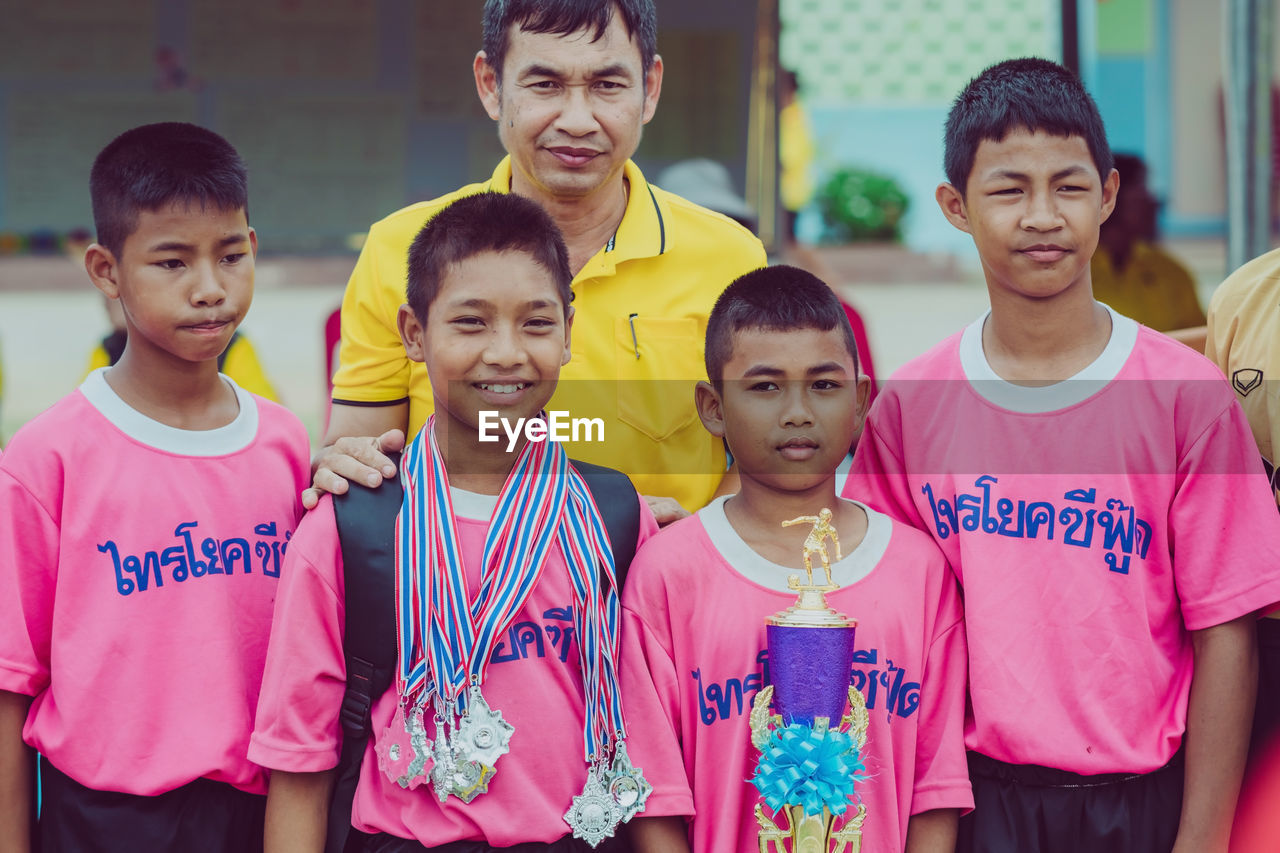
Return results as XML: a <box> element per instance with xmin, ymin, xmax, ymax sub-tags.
<box><xmin>99</xmin><ymin>519</ymin><xmax>292</xmax><ymax>597</ymax></box>
<box><xmin>693</xmin><ymin>647</ymin><xmax>917</xmax><ymax>727</ymax></box>
<box><xmin>921</xmin><ymin>476</ymin><xmax>1153</xmax><ymax>574</ymax></box>
<box><xmin>489</xmin><ymin>605</ymin><xmax>579</xmax><ymax>664</ymax></box>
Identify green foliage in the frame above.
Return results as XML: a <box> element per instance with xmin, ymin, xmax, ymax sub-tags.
<box><xmin>815</xmin><ymin>167</ymin><xmax>910</xmax><ymax>243</ymax></box>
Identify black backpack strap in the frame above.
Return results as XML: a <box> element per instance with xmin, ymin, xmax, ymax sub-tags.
<box><xmin>327</xmin><ymin>454</ymin><xmax>402</xmax><ymax>853</ymax></box>
<box><xmin>570</xmin><ymin>459</ymin><xmax>642</xmax><ymax>589</ymax></box>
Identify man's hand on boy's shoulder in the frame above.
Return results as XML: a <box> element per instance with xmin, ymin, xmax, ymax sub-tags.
<box><xmin>644</xmin><ymin>495</ymin><xmax>690</xmax><ymax>527</ymax></box>
<box><xmin>303</xmin><ymin>428</ymin><xmax>404</xmax><ymax>510</ymax></box>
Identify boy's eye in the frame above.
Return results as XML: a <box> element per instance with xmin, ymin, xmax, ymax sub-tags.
<box><xmin>155</xmin><ymin>259</ymin><xmax>185</xmax><ymax>270</ymax></box>
<box><xmin>1058</xmin><ymin>185</ymin><xmax>1088</xmax><ymax>193</ymax></box>
<box><xmin>451</xmin><ymin>316</ymin><xmax>485</xmax><ymax>328</ymax></box>
<box><xmin>812</xmin><ymin>379</ymin><xmax>842</xmax><ymax>390</ymax></box>
<box><xmin>222</xmin><ymin>253</ymin><xmax>246</xmax><ymax>265</ymax></box>
<box><xmin>748</xmin><ymin>381</ymin><xmax>779</xmax><ymax>392</ymax></box>
<box><xmin>991</xmin><ymin>187</ymin><xmax>1022</xmax><ymax>196</ymax></box>
<box><xmin>525</xmin><ymin>317</ymin><xmax>557</xmax><ymax>329</ymax></box>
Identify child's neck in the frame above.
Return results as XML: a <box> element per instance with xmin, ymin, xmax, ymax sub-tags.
<box><xmin>724</xmin><ymin>474</ymin><xmax>868</xmax><ymax>570</ymax></box>
<box><xmin>105</xmin><ymin>350</ymin><xmax>238</xmax><ymax>431</ymax></box>
<box><xmin>434</xmin><ymin>417</ymin><xmax>520</xmax><ymax>496</ymax></box>
<box><xmin>983</xmin><ymin>287</ymin><xmax>1112</xmax><ymax>385</ymax></box>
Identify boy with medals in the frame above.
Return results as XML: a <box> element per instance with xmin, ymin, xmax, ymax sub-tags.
<box><xmin>251</xmin><ymin>193</ymin><xmax>688</xmax><ymax>851</ymax></box>
<box><xmin>620</xmin><ymin>267</ymin><xmax>972</xmax><ymax>853</ymax></box>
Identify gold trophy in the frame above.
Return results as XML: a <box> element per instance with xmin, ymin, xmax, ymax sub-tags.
<box><xmin>750</xmin><ymin>510</ymin><xmax>869</xmax><ymax>852</ymax></box>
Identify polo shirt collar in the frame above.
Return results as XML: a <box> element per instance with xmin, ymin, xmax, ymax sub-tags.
<box><xmin>486</xmin><ymin>157</ymin><xmax>668</xmax><ymax>277</ymax></box>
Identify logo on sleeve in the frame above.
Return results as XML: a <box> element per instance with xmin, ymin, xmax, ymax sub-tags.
<box><xmin>1233</xmin><ymin>368</ymin><xmax>1263</xmax><ymax>397</ymax></box>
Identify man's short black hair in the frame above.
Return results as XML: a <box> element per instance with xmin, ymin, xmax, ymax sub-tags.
<box><xmin>943</xmin><ymin>57</ymin><xmax>1113</xmax><ymax>196</ymax></box>
<box><xmin>705</xmin><ymin>265</ymin><xmax>859</xmax><ymax>387</ymax></box>
<box><xmin>482</xmin><ymin>0</ymin><xmax>658</xmax><ymax>79</ymax></box>
<box><xmin>407</xmin><ymin>192</ymin><xmax>572</xmax><ymax>323</ymax></box>
<box><xmin>90</xmin><ymin>122</ymin><xmax>248</xmax><ymax>257</ymax></box>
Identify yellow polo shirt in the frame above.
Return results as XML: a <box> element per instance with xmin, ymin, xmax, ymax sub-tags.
<box><xmin>332</xmin><ymin>157</ymin><xmax>767</xmax><ymax>510</ymax></box>
<box><xmin>1207</xmin><ymin>248</ymin><xmax>1280</xmax><ymax>507</ymax></box>
<box><xmin>1091</xmin><ymin>242</ymin><xmax>1205</xmax><ymax>332</ymax></box>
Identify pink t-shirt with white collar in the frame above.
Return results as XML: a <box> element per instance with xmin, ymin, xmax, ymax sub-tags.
<box><xmin>249</xmin><ymin>487</ymin><xmax>677</xmax><ymax>846</ymax></box>
<box><xmin>0</xmin><ymin>370</ymin><xmax>309</xmax><ymax>795</ymax></box>
<box><xmin>622</xmin><ymin>497</ymin><xmax>971</xmax><ymax>853</ymax></box>
<box><xmin>848</xmin><ymin>306</ymin><xmax>1280</xmax><ymax>774</ymax></box>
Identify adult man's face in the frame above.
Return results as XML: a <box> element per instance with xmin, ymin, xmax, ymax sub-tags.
<box><xmin>474</xmin><ymin>11</ymin><xmax>663</xmax><ymax>205</ymax></box>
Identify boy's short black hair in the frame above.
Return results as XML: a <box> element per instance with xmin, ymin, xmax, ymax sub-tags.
<box><xmin>406</xmin><ymin>192</ymin><xmax>572</xmax><ymax>322</ymax></box>
<box><xmin>705</xmin><ymin>265</ymin><xmax>859</xmax><ymax>387</ymax></box>
<box><xmin>482</xmin><ymin>0</ymin><xmax>658</xmax><ymax>79</ymax></box>
<box><xmin>90</xmin><ymin>122</ymin><xmax>248</xmax><ymax>257</ymax></box>
<box><xmin>943</xmin><ymin>57</ymin><xmax>1113</xmax><ymax>195</ymax></box>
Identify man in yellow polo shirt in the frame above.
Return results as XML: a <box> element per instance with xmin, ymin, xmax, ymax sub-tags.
<box><xmin>1206</xmin><ymin>248</ymin><xmax>1280</xmax><ymax>772</ymax></box>
<box><xmin>309</xmin><ymin>0</ymin><xmax>765</xmax><ymax>521</ymax></box>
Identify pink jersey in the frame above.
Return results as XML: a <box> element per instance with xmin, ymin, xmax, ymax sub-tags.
<box><xmin>249</xmin><ymin>487</ymin><xmax>677</xmax><ymax>846</ymax></box>
<box><xmin>0</xmin><ymin>370</ymin><xmax>309</xmax><ymax>795</ymax></box>
<box><xmin>622</xmin><ymin>497</ymin><xmax>971</xmax><ymax>853</ymax></box>
<box><xmin>848</xmin><ymin>308</ymin><xmax>1280</xmax><ymax>774</ymax></box>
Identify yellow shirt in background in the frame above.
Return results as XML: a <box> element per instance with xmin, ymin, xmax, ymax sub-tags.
<box><xmin>1091</xmin><ymin>242</ymin><xmax>1205</xmax><ymax>332</ymax></box>
<box><xmin>332</xmin><ymin>157</ymin><xmax>767</xmax><ymax>511</ymax></box>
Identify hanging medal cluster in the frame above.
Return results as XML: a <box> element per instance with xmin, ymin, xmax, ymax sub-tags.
<box><xmin>376</xmin><ymin>418</ymin><xmax>651</xmax><ymax>846</ymax></box>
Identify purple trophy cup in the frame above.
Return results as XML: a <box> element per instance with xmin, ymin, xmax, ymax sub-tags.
<box><xmin>767</xmin><ymin>508</ymin><xmax>858</xmax><ymax>725</ymax></box>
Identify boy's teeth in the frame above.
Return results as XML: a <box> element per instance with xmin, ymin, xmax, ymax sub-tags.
<box><xmin>481</xmin><ymin>383</ymin><xmax>524</xmax><ymax>393</ymax></box>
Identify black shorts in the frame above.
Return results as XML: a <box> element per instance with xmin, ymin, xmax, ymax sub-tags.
<box><xmin>353</xmin><ymin>831</ymin><xmax>631</xmax><ymax>853</ymax></box>
<box><xmin>38</xmin><ymin>757</ymin><xmax>265</xmax><ymax>853</ymax></box>
<box><xmin>956</xmin><ymin>749</ymin><xmax>1183</xmax><ymax>853</ymax></box>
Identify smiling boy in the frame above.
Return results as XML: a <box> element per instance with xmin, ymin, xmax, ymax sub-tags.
<box><xmin>250</xmin><ymin>193</ymin><xmax>685</xmax><ymax>853</ymax></box>
<box><xmin>0</xmin><ymin>123</ymin><xmax>309</xmax><ymax>852</ymax></box>
<box><xmin>622</xmin><ymin>266</ymin><xmax>971</xmax><ymax>853</ymax></box>
<box><xmin>848</xmin><ymin>58</ymin><xmax>1280</xmax><ymax>852</ymax></box>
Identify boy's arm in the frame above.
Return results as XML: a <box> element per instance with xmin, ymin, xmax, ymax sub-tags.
<box><xmin>264</xmin><ymin>769</ymin><xmax>336</xmax><ymax>853</ymax></box>
<box><xmin>905</xmin><ymin>808</ymin><xmax>959</xmax><ymax>853</ymax></box>
<box><xmin>0</xmin><ymin>690</ymin><xmax>33</xmax><ymax>853</ymax></box>
<box><xmin>628</xmin><ymin>815</ymin><xmax>690</xmax><ymax>853</ymax></box>
<box><xmin>1172</xmin><ymin>614</ymin><xmax>1256</xmax><ymax>853</ymax></box>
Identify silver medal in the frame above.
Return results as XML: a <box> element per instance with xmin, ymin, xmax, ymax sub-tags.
<box><xmin>604</xmin><ymin>741</ymin><xmax>652</xmax><ymax>823</ymax></box>
<box><xmin>454</xmin><ymin>686</ymin><xmax>514</xmax><ymax>769</ymax></box>
<box><xmin>399</xmin><ymin>705</ymin><xmax>433</xmax><ymax>789</ymax></box>
<box><xmin>430</xmin><ymin>716</ymin><xmax>456</xmax><ymax>803</ymax></box>
<box><xmin>564</xmin><ymin>765</ymin><xmax>623</xmax><ymax>847</ymax></box>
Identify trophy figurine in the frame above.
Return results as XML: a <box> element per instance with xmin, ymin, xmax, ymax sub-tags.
<box><xmin>750</xmin><ymin>509</ymin><xmax>868</xmax><ymax>853</ymax></box>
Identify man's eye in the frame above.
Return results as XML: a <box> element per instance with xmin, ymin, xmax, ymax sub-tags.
<box><xmin>595</xmin><ymin>80</ymin><xmax>625</xmax><ymax>90</ymax></box>
<box><xmin>529</xmin><ymin>80</ymin><xmax>560</xmax><ymax>90</ymax></box>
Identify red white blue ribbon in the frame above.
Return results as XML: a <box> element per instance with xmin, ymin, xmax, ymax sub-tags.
<box><xmin>394</xmin><ymin>415</ymin><xmax>626</xmax><ymax>760</ymax></box>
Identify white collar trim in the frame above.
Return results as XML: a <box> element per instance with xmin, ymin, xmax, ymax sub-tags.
<box><xmin>958</xmin><ymin>302</ymin><xmax>1137</xmax><ymax>413</ymax></box>
<box><xmin>448</xmin><ymin>486</ymin><xmax>499</xmax><ymax>522</ymax></box>
<box><xmin>697</xmin><ymin>495</ymin><xmax>891</xmax><ymax>592</ymax></box>
<box><xmin>79</xmin><ymin>368</ymin><xmax>259</xmax><ymax>456</ymax></box>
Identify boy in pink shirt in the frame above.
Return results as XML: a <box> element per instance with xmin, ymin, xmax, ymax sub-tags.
<box><xmin>0</xmin><ymin>123</ymin><xmax>310</xmax><ymax>852</ymax></box>
<box><xmin>249</xmin><ymin>192</ymin><xmax>684</xmax><ymax>852</ymax></box>
<box><xmin>848</xmin><ymin>58</ymin><xmax>1280</xmax><ymax>852</ymax></box>
<box><xmin>623</xmin><ymin>266</ymin><xmax>972</xmax><ymax>853</ymax></box>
